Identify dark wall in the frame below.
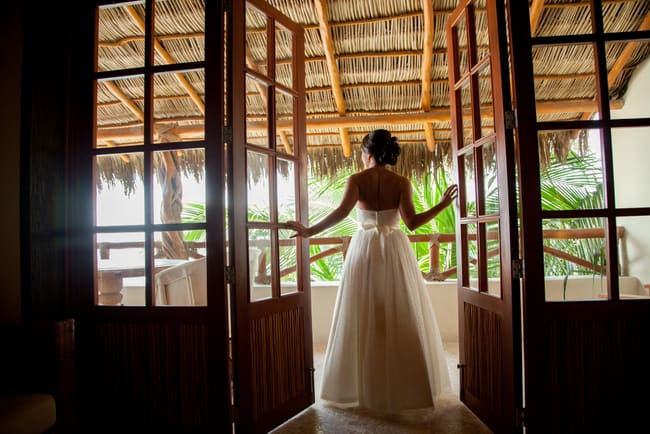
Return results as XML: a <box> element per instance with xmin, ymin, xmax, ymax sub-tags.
<box><xmin>0</xmin><ymin>1</ymin><xmax>24</xmax><ymax>323</ymax></box>
<box><xmin>20</xmin><ymin>2</ymin><xmax>72</xmax><ymax>319</ymax></box>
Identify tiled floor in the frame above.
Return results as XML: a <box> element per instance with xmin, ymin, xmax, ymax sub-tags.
<box><xmin>271</xmin><ymin>342</ymin><xmax>492</xmax><ymax>433</ymax></box>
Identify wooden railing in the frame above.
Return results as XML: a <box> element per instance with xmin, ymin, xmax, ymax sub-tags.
<box><xmin>97</xmin><ymin>227</ymin><xmax>627</xmax><ymax>282</ymax></box>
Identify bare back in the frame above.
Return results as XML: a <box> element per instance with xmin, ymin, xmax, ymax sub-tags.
<box><xmin>351</xmin><ymin>167</ymin><xmax>410</xmax><ymax>211</ymax></box>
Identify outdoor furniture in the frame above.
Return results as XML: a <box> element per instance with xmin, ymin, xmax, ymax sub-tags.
<box><xmin>154</xmin><ymin>258</ymin><xmax>207</xmax><ymax>306</ymax></box>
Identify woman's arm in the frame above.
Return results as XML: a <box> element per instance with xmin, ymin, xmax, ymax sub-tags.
<box><xmin>287</xmin><ymin>175</ymin><xmax>359</xmax><ymax>238</ymax></box>
<box><xmin>399</xmin><ymin>183</ymin><xmax>458</xmax><ymax>231</ymax></box>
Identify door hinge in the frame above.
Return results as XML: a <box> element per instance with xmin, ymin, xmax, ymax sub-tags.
<box><xmin>307</xmin><ymin>367</ymin><xmax>315</xmax><ymax>397</ymax></box>
<box><xmin>516</xmin><ymin>407</ymin><xmax>526</xmax><ymax>428</ymax></box>
<box><xmin>226</xmin><ymin>265</ymin><xmax>235</xmax><ymax>284</ymax></box>
<box><xmin>512</xmin><ymin>258</ymin><xmax>523</xmax><ymax>279</ymax></box>
<box><xmin>231</xmin><ymin>405</ymin><xmax>239</xmax><ymax>423</ymax></box>
<box><xmin>505</xmin><ymin>109</ymin><xmax>517</xmax><ymax>129</ymax></box>
<box><xmin>223</xmin><ymin>125</ymin><xmax>233</xmax><ymax>144</ymax></box>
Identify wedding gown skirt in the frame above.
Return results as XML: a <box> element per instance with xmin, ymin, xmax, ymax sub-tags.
<box><xmin>319</xmin><ymin>208</ymin><xmax>450</xmax><ymax>413</ymax></box>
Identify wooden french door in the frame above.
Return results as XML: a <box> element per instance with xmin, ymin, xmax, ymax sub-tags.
<box><xmin>446</xmin><ymin>1</ymin><xmax>522</xmax><ymax>433</ymax></box>
<box><xmin>68</xmin><ymin>1</ymin><xmax>231</xmax><ymax>433</ymax></box>
<box><xmin>227</xmin><ymin>1</ymin><xmax>313</xmax><ymax>432</ymax></box>
<box><xmin>508</xmin><ymin>1</ymin><xmax>650</xmax><ymax>432</ymax></box>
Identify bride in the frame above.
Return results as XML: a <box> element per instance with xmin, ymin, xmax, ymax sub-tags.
<box><xmin>287</xmin><ymin>129</ymin><xmax>458</xmax><ymax>414</ymax></box>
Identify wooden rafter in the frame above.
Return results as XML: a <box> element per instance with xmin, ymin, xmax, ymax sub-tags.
<box><xmin>529</xmin><ymin>0</ymin><xmax>545</xmax><ymax>36</ymax></box>
<box><xmin>607</xmin><ymin>12</ymin><xmax>650</xmax><ymax>88</ymax></box>
<box><xmin>125</xmin><ymin>5</ymin><xmax>205</xmax><ymax>115</ymax></box>
<box><xmin>314</xmin><ymin>0</ymin><xmax>352</xmax><ymax>156</ymax></box>
<box><xmin>420</xmin><ymin>0</ymin><xmax>436</xmax><ymax>152</ymax></box>
<box><xmin>103</xmin><ymin>81</ymin><xmax>144</xmax><ymax>122</ymax></box>
<box><xmin>579</xmin><ymin>10</ymin><xmax>650</xmax><ymax>122</ymax></box>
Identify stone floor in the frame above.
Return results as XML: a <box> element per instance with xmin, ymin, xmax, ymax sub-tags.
<box><xmin>270</xmin><ymin>342</ymin><xmax>493</xmax><ymax>434</ymax></box>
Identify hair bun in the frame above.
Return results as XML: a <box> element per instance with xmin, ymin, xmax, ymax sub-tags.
<box><xmin>362</xmin><ymin>129</ymin><xmax>401</xmax><ymax>166</ymax></box>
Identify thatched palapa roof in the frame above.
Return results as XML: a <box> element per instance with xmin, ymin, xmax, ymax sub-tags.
<box><xmin>95</xmin><ymin>0</ymin><xmax>650</xmax><ymax>188</ymax></box>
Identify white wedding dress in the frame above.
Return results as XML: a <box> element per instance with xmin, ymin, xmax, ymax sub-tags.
<box><xmin>319</xmin><ymin>208</ymin><xmax>451</xmax><ymax>414</ymax></box>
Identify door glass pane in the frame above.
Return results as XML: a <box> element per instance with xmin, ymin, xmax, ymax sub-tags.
<box><xmin>247</xmin><ymin>150</ymin><xmax>270</xmax><ymax>222</ymax></box>
<box><xmin>455</xmin><ymin>14</ymin><xmax>469</xmax><ymax>75</ymax></box>
<box><xmin>246</xmin><ymin>3</ymin><xmax>268</xmax><ymax>76</ymax></box>
<box><xmin>486</xmin><ymin>220</ymin><xmax>501</xmax><ymax>298</ymax></box>
<box><xmin>616</xmin><ymin>216</ymin><xmax>650</xmax><ymax>300</ymax></box>
<box><xmin>154</xmin><ymin>0</ymin><xmax>205</xmax><ymax>65</ymax></box>
<box><xmin>467</xmin><ymin>222</ymin><xmax>479</xmax><ymax>289</ymax></box>
<box><xmin>276</xmin><ymin>91</ymin><xmax>295</xmax><ymax>155</ymax></box>
<box><xmin>153</xmin><ymin>229</ymin><xmax>206</xmax><ymax>306</ymax></box>
<box><xmin>96</xmin><ymin>76</ymin><xmax>145</xmax><ymax>148</ymax></box>
<box><xmin>97</xmin><ymin>2</ymin><xmax>145</xmax><ymax>72</ymax></box>
<box><xmin>246</xmin><ymin>76</ymin><xmax>269</xmax><ymax>147</ymax></box>
<box><xmin>153</xmin><ymin>149</ymin><xmax>206</xmax><ymax>224</ymax></box>
<box><xmin>473</xmin><ymin>1</ymin><xmax>489</xmax><ymax>64</ymax></box>
<box><xmin>460</xmin><ymin>81</ymin><xmax>473</xmax><ymax>145</ymax></box>
<box><xmin>463</xmin><ymin>150</ymin><xmax>476</xmax><ymax>217</ymax></box>
<box><xmin>538</xmin><ymin>129</ymin><xmax>604</xmax><ymax>211</ymax></box>
<box><xmin>95</xmin><ymin>153</ymin><xmax>144</xmax><ymax>226</ymax></box>
<box><xmin>478</xmin><ymin>66</ymin><xmax>494</xmax><ymax>138</ymax></box>
<box><xmin>532</xmin><ymin>44</ymin><xmax>596</xmax><ymax>123</ymax></box>
<box><xmin>275</xmin><ymin>23</ymin><xmax>293</xmax><ymax>89</ymax></box>
<box><xmin>482</xmin><ymin>139</ymin><xmax>499</xmax><ymax>215</ymax></box>
<box><xmin>96</xmin><ymin>232</ymin><xmax>145</xmax><ymax>306</ymax></box>
<box><xmin>606</xmin><ymin>41</ymin><xmax>650</xmax><ymax>118</ymax></box>
<box><xmin>612</xmin><ymin>126</ymin><xmax>650</xmax><ymax>208</ymax></box>
<box><xmin>249</xmin><ymin>228</ymin><xmax>272</xmax><ymax>302</ymax></box>
<box><xmin>277</xmin><ymin>158</ymin><xmax>296</xmax><ymax>222</ymax></box>
<box><xmin>153</xmin><ymin>69</ymin><xmax>205</xmax><ymax>143</ymax></box>
<box><xmin>603</xmin><ymin>2</ymin><xmax>649</xmax><ymax>34</ymax></box>
<box><xmin>543</xmin><ymin>217</ymin><xmax>607</xmax><ymax>302</ymax></box>
<box><xmin>279</xmin><ymin>229</ymin><xmax>298</xmax><ymax>296</ymax></box>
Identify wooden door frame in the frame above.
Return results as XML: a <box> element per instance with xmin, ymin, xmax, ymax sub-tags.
<box><xmin>61</xmin><ymin>1</ymin><xmax>232</xmax><ymax>431</ymax></box>
<box><xmin>508</xmin><ymin>0</ymin><xmax>650</xmax><ymax>432</ymax></box>
<box><xmin>447</xmin><ymin>1</ymin><xmax>522</xmax><ymax>432</ymax></box>
<box><xmin>228</xmin><ymin>1</ymin><xmax>313</xmax><ymax>432</ymax></box>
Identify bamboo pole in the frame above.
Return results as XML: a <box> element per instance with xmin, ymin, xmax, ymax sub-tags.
<box><xmin>421</xmin><ymin>0</ymin><xmax>436</xmax><ymax>152</ymax></box>
<box><xmin>314</xmin><ymin>0</ymin><xmax>352</xmax><ymax>156</ymax></box>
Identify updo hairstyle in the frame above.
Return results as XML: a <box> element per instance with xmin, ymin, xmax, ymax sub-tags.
<box><xmin>361</xmin><ymin>129</ymin><xmax>401</xmax><ymax>166</ymax></box>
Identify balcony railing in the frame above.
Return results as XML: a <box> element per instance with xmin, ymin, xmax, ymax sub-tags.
<box><xmin>97</xmin><ymin>227</ymin><xmax>627</xmax><ymax>284</ymax></box>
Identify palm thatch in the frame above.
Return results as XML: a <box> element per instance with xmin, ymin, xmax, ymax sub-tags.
<box><xmin>95</xmin><ymin>0</ymin><xmax>650</xmax><ymax>188</ymax></box>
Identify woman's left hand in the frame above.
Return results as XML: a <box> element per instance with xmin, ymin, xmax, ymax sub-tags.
<box><xmin>285</xmin><ymin>221</ymin><xmax>310</xmax><ymax>238</ymax></box>
<box><xmin>441</xmin><ymin>184</ymin><xmax>459</xmax><ymax>207</ymax></box>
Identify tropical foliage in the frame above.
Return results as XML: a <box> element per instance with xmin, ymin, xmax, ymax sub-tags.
<box><xmin>540</xmin><ymin>150</ymin><xmax>606</xmax><ymax>278</ymax></box>
<box><xmin>179</xmin><ymin>145</ymin><xmax>606</xmax><ymax>284</ymax></box>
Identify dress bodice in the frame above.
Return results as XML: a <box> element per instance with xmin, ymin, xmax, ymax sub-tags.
<box><xmin>356</xmin><ymin>208</ymin><xmax>401</xmax><ymax>232</ymax></box>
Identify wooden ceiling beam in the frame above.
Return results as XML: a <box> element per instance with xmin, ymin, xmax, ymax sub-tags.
<box><xmin>125</xmin><ymin>5</ymin><xmax>205</xmax><ymax>115</ymax></box>
<box><xmin>314</xmin><ymin>0</ymin><xmax>352</xmax><ymax>156</ymax></box>
<box><xmin>97</xmin><ymin>98</ymin><xmax>624</xmax><ymax>141</ymax></box>
<box><xmin>420</xmin><ymin>0</ymin><xmax>436</xmax><ymax>152</ymax></box>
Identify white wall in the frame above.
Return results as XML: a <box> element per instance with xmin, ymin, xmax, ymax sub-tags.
<box><xmin>611</xmin><ymin>57</ymin><xmax>650</xmax><ymax>284</ymax></box>
<box><xmin>309</xmin><ymin>276</ymin><xmax>647</xmax><ymax>346</ymax></box>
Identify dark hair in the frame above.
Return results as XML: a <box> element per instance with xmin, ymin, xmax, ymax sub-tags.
<box><xmin>361</xmin><ymin>129</ymin><xmax>401</xmax><ymax>166</ymax></box>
